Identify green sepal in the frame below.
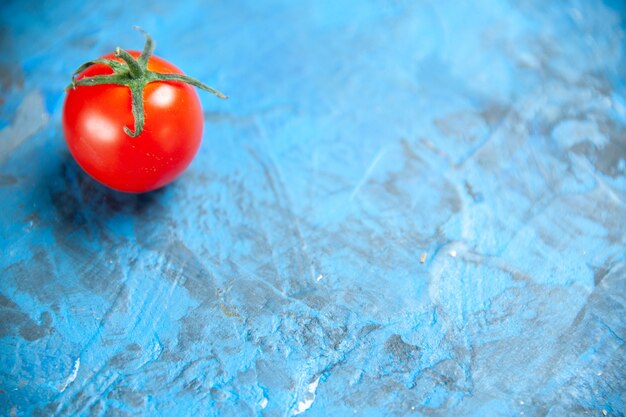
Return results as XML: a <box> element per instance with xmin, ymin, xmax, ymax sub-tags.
<box><xmin>66</xmin><ymin>74</ymin><xmax>131</xmax><ymax>91</ymax></box>
<box><xmin>66</xmin><ymin>59</ymin><xmax>128</xmax><ymax>91</ymax></box>
<box><xmin>148</xmin><ymin>72</ymin><xmax>228</xmax><ymax>99</ymax></box>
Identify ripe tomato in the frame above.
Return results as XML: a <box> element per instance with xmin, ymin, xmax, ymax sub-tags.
<box><xmin>63</xmin><ymin>52</ymin><xmax>202</xmax><ymax>193</ymax></box>
<box><xmin>63</xmin><ymin>32</ymin><xmax>226</xmax><ymax>193</ymax></box>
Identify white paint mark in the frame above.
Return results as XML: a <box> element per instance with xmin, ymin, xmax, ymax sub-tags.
<box><xmin>574</xmin><ymin>154</ymin><xmax>623</xmax><ymax>205</ymax></box>
<box><xmin>0</xmin><ymin>91</ymin><xmax>49</xmax><ymax>163</ymax></box>
<box><xmin>552</xmin><ymin>119</ymin><xmax>608</xmax><ymax>149</ymax></box>
<box><xmin>614</xmin><ymin>95</ymin><xmax>626</xmax><ymax>116</ymax></box>
<box><xmin>569</xmin><ymin>8</ymin><xmax>583</xmax><ymax>22</ymax></box>
<box><xmin>59</xmin><ymin>357</ymin><xmax>80</xmax><ymax>392</ymax></box>
<box><xmin>350</xmin><ymin>147</ymin><xmax>389</xmax><ymax>201</ymax></box>
<box><xmin>518</xmin><ymin>52</ymin><xmax>539</xmax><ymax>69</ymax></box>
<box><xmin>449</xmin><ymin>250</ymin><xmax>457</xmax><ymax>257</ymax></box>
<box><xmin>316</xmin><ymin>274</ymin><xmax>324</xmax><ymax>282</ymax></box>
<box><xmin>259</xmin><ymin>397</ymin><xmax>268</xmax><ymax>409</ymax></box>
<box><xmin>293</xmin><ymin>376</ymin><xmax>320</xmax><ymax>415</ymax></box>
<box><xmin>519</xmin><ymin>400</ymin><xmax>524</xmax><ymax>405</ymax></box>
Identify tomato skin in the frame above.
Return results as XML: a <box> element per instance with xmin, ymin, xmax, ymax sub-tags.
<box><xmin>62</xmin><ymin>51</ymin><xmax>204</xmax><ymax>193</ymax></box>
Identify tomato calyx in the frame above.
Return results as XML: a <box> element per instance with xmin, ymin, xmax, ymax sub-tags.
<box><xmin>66</xmin><ymin>27</ymin><xmax>227</xmax><ymax>137</ymax></box>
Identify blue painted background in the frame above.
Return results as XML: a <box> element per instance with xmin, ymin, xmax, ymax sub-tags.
<box><xmin>1</xmin><ymin>0</ymin><xmax>625</xmax><ymax>416</ymax></box>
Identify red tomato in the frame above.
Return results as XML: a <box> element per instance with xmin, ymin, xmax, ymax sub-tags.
<box><xmin>63</xmin><ymin>51</ymin><xmax>204</xmax><ymax>193</ymax></box>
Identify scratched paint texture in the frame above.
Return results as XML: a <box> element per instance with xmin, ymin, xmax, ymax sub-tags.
<box><xmin>1</xmin><ymin>0</ymin><xmax>625</xmax><ymax>416</ymax></box>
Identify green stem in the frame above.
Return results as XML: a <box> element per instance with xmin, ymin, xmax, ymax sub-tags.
<box><xmin>134</xmin><ymin>26</ymin><xmax>155</xmax><ymax>68</ymax></box>
<box><xmin>124</xmin><ymin>81</ymin><xmax>146</xmax><ymax>137</ymax></box>
<box><xmin>114</xmin><ymin>47</ymin><xmax>144</xmax><ymax>78</ymax></box>
<box><xmin>67</xmin><ymin>27</ymin><xmax>227</xmax><ymax>138</ymax></box>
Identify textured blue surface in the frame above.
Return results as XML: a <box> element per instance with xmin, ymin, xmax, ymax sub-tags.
<box><xmin>1</xmin><ymin>0</ymin><xmax>626</xmax><ymax>416</ymax></box>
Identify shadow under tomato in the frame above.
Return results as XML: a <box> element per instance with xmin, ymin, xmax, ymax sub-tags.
<box><xmin>49</xmin><ymin>151</ymin><xmax>167</xmax><ymax>228</ymax></box>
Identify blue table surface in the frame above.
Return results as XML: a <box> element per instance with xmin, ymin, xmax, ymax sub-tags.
<box><xmin>1</xmin><ymin>0</ymin><xmax>625</xmax><ymax>416</ymax></box>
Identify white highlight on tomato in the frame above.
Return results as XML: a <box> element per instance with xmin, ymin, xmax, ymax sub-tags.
<box><xmin>150</xmin><ymin>84</ymin><xmax>176</xmax><ymax>108</ymax></box>
<box><xmin>84</xmin><ymin>112</ymin><xmax>117</xmax><ymax>141</ymax></box>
